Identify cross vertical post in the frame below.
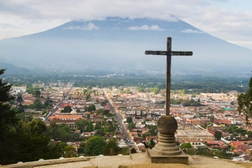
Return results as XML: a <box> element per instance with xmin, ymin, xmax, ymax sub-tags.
<box><xmin>166</xmin><ymin>37</ymin><xmax>171</xmax><ymax>115</ymax></box>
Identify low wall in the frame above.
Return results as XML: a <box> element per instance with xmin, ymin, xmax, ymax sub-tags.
<box><xmin>1</xmin><ymin>157</ymin><xmax>91</xmax><ymax>168</ymax></box>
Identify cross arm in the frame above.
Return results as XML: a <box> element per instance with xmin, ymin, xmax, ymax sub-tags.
<box><xmin>145</xmin><ymin>50</ymin><xmax>193</xmax><ymax>56</ymax></box>
<box><xmin>145</xmin><ymin>51</ymin><xmax>167</xmax><ymax>55</ymax></box>
<box><xmin>171</xmin><ymin>51</ymin><xmax>193</xmax><ymax>56</ymax></box>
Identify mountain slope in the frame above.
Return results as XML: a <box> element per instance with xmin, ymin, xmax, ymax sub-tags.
<box><xmin>0</xmin><ymin>62</ymin><xmax>30</xmax><ymax>75</ymax></box>
<box><xmin>0</xmin><ymin>17</ymin><xmax>251</xmax><ymax>74</ymax></box>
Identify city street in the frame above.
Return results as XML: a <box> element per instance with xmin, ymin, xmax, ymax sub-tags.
<box><xmin>103</xmin><ymin>89</ymin><xmax>139</xmax><ymax>150</ymax></box>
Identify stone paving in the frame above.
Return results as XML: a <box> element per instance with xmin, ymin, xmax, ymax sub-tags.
<box><xmin>34</xmin><ymin>154</ymin><xmax>147</xmax><ymax>168</ymax></box>
<box><xmin>34</xmin><ymin>154</ymin><xmax>250</xmax><ymax>168</ymax></box>
<box><xmin>2</xmin><ymin>153</ymin><xmax>251</xmax><ymax>168</ymax></box>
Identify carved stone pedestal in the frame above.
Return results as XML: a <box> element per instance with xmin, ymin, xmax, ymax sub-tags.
<box><xmin>147</xmin><ymin>115</ymin><xmax>188</xmax><ymax>164</ymax></box>
<box><xmin>147</xmin><ymin>148</ymin><xmax>188</xmax><ymax>164</ymax></box>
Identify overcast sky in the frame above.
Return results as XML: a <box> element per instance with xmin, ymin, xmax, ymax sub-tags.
<box><xmin>1</xmin><ymin>0</ymin><xmax>252</xmax><ymax>49</ymax></box>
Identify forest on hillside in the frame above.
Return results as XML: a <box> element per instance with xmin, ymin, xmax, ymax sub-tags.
<box><xmin>2</xmin><ymin>70</ymin><xmax>250</xmax><ymax>93</ymax></box>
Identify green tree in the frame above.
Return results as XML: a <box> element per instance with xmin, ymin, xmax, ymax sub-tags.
<box><xmin>85</xmin><ymin>93</ymin><xmax>91</xmax><ymax>101</ymax></box>
<box><xmin>61</xmin><ymin>105</ymin><xmax>72</xmax><ymax>113</ymax></box>
<box><xmin>68</xmin><ymin>132</ymin><xmax>81</xmax><ymax>141</ymax></box>
<box><xmin>89</xmin><ymin>104</ymin><xmax>96</xmax><ymax>111</ymax></box>
<box><xmin>101</xmin><ymin>100</ymin><xmax>108</xmax><ymax>106</ymax></box>
<box><xmin>55</xmin><ymin>141</ymin><xmax>67</xmax><ymax>157</ymax></box>
<box><xmin>137</xmin><ymin>87</ymin><xmax>145</xmax><ymax>92</ymax></box>
<box><xmin>44</xmin><ymin>97</ymin><xmax>53</xmax><ymax>107</ymax></box>
<box><xmin>126</xmin><ymin>117</ymin><xmax>133</xmax><ymax>123</ymax></box>
<box><xmin>86</xmin><ymin>121</ymin><xmax>94</xmax><ymax>132</ymax></box>
<box><xmin>238</xmin><ymin>78</ymin><xmax>252</xmax><ymax>124</ymax></box>
<box><xmin>125</xmin><ymin>88</ymin><xmax>131</xmax><ymax>94</ymax></box>
<box><xmin>103</xmin><ymin>138</ymin><xmax>120</xmax><ymax>155</ymax></box>
<box><xmin>16</xmin><ymin>94</ymin><xmax>24</xmax><ymax>104</ymax></box>
<box><xmin>1</xmin><ymin>112</ymin><xmax>61</xmax><ymax>164</ymax></box>
<box><xmin>47</xmin><ymin>121</ymin><xmax>71</xmax><ymax>141</ymax></box>
<box><xmin>214</xmin><ymin>130</ymin><xmax>222</xmax><ymax>140</ymax></box>
<box><xmin>75</xmin><ymin>119</ymin><xmax>88</xmax><ymax>132</ymax></box>
<box><xmin>85</xmin><ymin>136</ymin><xmax>106</xmax><ymax>156</ymax></box>
<box><xmin>150</xmin><ymin>87</ymin><xmax>160</xmax><ymax>94</ymax></box>
<box><xmin>0</xmin><ymin>69</ymin><xmax>19</xmax><ymax>164</ymax></box>
<box><xmin>147</xmin><ymin>125</ymin><xmax>157</xmax><ymax>136</ymax></box>
<box><xmin>78</xmin><ymin>142</ymin><xmax>85</xmax><ymax>154</ymax></box>
<box><xmin>0</xmin><ymin>69</ymin><xmax>18</xmax><ymax>126</ymax></box>
<box><xmin>17</xmin><ymin>112</ymin><xmax>33</xmax><ymax>122</ymax></box>
<box><xmin>83</xmin><ymin>87</ymin><xmax>92</xmax><ymax>101</ymax></box>
<box><xmin>17</xmin><ymin>103</ymin><xmax>25</xmax><ymax>113</ymax></box>
<box><xmin>85</xmin><ymin>104</ymin><xmax>96</xmax><ymax>112</ymax></box>
<box><xmin>128</xmin><ymin>122</ymin><xmax>136</xmax><ymax>131</ymax></box>
<box><xmin>14</xmin><ymin>119</ymin><xmax>52</xmax><ymax>162</ymax></box>
<box><xmin>34</xmin><ymin>90</ymin><xmax>41</xmax><ymax>99</ymax></box>
<box><xmin>64</xmin><ymin>145</ymin><xmax>76</xmax><ymax>157</ymax></box>
<box><xmin>30</xmin><ymin>99</ymin><xmax>45</xmax><ymax>110</ymax></box>
<box><xmin>201</xmin><ymin>123</ymin><xmax>207</xmax><ymax>129</ymax></box>
<box><xmin>103</xmin><ymin>110</ymin><xmax>110</xmax><ymax>116</ymax></box>
<box><xmin>180</xmin><ymin>142</ymin><xmax>192</xmax><ymax>149</ymax></box>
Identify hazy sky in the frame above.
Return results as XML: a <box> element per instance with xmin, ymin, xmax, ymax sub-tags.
<box><xmin>1</xmin><ymin>0</ymin><xmax>252</xmax><ymax>49</ymax></box>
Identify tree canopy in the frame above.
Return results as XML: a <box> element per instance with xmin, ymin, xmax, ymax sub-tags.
<box><xmin>85</xmin><ymin>104</ymin><xmax>96</xmax><ymax>112</ymax></box>
<box><xmin>0</xmin><ymin>69</ymin><xmax>61</xmax><ymax>164</ymax></box>
<box><xmin>214</xmin><ymin>130</ymin><xmax>222</xmax><ymax>140</ymax></box>
<box><xmin>238</xmin><ymin>78</ymin><xmax>252</xmax><ymax>124</ymax></box>
<box><xmin>103</xmin><ymin>138</ymin><xmax>120</xmax><ymax>155</ymax></box>
<box><xmin>61</xmin><ymin>105</ymin><xmax>72</xmax><ymax>113</ymax></box>
<box><xmin>180</xmin><ymin>142</ymin><xmax>192</xmax><ymax>149</ymax></box>
<box><xmin>0</xmin><ymin>69</ymin><xmax>18</xmax><ymax>130</ymax></box>
<box><xmin>85</xmin><ymin>136</ymin><xmax>106</xmax><ymax>156</ymax></box>
<box><xmin>0</xmin><ymin>69</ymin><xmax>19</xmax><ymax>164</ymax></box>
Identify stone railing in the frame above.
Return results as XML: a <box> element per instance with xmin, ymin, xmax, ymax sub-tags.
<box><xmin>1</xmin><ymin>156</ymin><xmax>91</xmax><ymax>168</ymax></box>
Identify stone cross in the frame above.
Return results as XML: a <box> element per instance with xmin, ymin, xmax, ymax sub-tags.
<box><xmin>145</xmin><ymin>37</ymin><xmax>193</xmax><ymax>115</ymax></box>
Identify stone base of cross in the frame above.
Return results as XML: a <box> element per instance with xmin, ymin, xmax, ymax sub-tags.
<box><xmin>146</xmin><ymin>115</ymin><xmax>188</xmax><ymax>164</ymax></box>
<box><xmin>145</xmin><ymin>37</ymin><xmax>192</xmax><ymax>164</ymax></box>
<box><xmin>152</xmin><ymin>115</ymin><xmax>181</xmax><ymax>155</ymax></box>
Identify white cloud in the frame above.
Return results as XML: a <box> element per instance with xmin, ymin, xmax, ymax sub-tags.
<box><xmin>181</xmin><ymin>29</ymin><xmax>203</xmax><ymax>34</ymax></box>
<box><xmin>0</xmin><ymin>0</ymin><xmax>252</xmax><ymax>49</ymax></box>
<box><xmin>127</xmin><ymin>25</ymin><xmax>162</xmax><ymax>31</ymax></box>
<box><xmin>65</xmin><ymin>23</ymin><xmax>99</xmax><ymax>30</ymax></box>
